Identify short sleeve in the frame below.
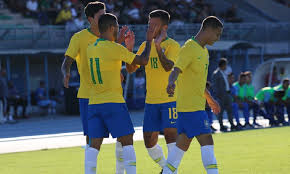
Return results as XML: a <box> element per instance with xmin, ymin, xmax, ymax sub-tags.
<box><xmin>115</xmin><ymin>43</ymin><xmax>136</xmax><ymax>64</ymax></box>
<box><xmin>136</xmin><ymin>41</ymin><xmax>146</xmax><ymax>55</ymax></box>
<box><xmin>175</xmin><ymin>44</ymin><xmax>194</xmax><ymax>72</ymax></box>
<box><xmin>65</xmin><ymin>34</ymin><xmax>80</xmax><ymax>60</ymax></box>
<box><xmin>165</xmin><ymin>41</ymin><xmax>180</xmax><ymax>63</ymax></box>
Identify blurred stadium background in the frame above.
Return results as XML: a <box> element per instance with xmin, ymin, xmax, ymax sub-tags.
<box><xmin>0</xmin><ymin>0</ymin><xmax>289</xmax><ymax>173</ymax></box>
<box><xmin>0</xmin><ymin>0</ymin><xmax>289</xmax><ymax>114</ymax></box>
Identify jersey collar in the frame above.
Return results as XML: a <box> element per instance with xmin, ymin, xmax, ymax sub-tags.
<box><xmin>87</xmin><ymin>28</ymin><xmax>98</xmax><ymax>37</ymax></box>
<box><xmin>94</xmin><ymin>38</ymin><xmax>107</xmax><ymax>46</ymax></box>
<box><xmin>191</xmin><ymin>36</ymin><xmax>205</xmax><ymax>49</ymax></box>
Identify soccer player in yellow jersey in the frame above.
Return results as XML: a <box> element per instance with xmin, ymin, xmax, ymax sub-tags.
<box><xmin>86</xmin><ymin>13</ymin><xmax>156</xmax><ymax>174</ymax></box>
<box><xmin>61</xmin><ymin>2</ymin><xmax>128</xmax><ymax>174</ymax></box>
<box><xmin>163</xmin><ymin>16</ymin><xmax>223</xmax><ymax>174</ymax></box>
<box><xmin>127</xmin><ymin>10</ymin><xmax>180</xmax><ymax>173</ymax></box>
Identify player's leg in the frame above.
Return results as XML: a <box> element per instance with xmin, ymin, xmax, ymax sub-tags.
<box><xmin>105</xmin><ymin>103</ymin><xmax>136</xmax><ymax>174</ymax></box>
<box><xmin>163</xmin><ymin>112</ymin><xmax>205</xmax><ymax>174</ymax></box>
<box><xmin>216</xmin><ymin>98</ymin><xmax>226</xmax><ymax>131</ymax></box>
<box><xmin>143</xmin><ymin>103</ymin><xmax>167</xmax><ymax>169</ymax></box>
<box><xmin>161</xmin><ymin>102</ymin><xmax>178</xmax><ymax>173</ymax></box>
<box><xmin>276</xmin><ymin>104</ymin><xmax>286</xmax><ymax>125</ymax></box>
<box><xmin>232</xmin><ymin>102</ymin><xmax>241</xmax><ymax>126</ymax></box>
<box><xmin>242</xmin><ymin>102</ymin><xmax>252</xmax><ymax>128</ymax></box>
<box><xmin>87</xmin><ymin>104</ymin><xmax>110</xmax><ymax>174</ymax></box>
<box><xmin>196</xmin><ymin>134</ymin><xmax>218</xmax><ymax>174</ymax></box>
<box><xmin>264</xmin><ymin>102</ymin><xmax>276</xmax><ymax>126</ymax></box>
<box><xmin>115</xmin><ymin>138</ymin><xmax>125</xmax><ymax>174</ymax></box>
<box><xmin>224</xmin><ymin>95</ymin><xmax>236</xmax><ymax>130</ymax></box>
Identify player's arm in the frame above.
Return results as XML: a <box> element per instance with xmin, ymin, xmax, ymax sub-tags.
<box><xmin>205</xmin><ymin>89</ymin><xmax>221</xmax><ymax>115</ymax></box>
<box><xmin>167</xmin><ymin>67</ymin><xmax>181</xmax><ymax>96</ymax></box>
<box><xmin>61</xmin><ymin>56</ymin><xmax>75</xmax><ymax>88</ymax></box>
<box><xmin>130</xmin><ymin>24</ymin><xmax>157</xmax><ymax>66</ymax></box>
<box><xmin>155</xmin><ymin>29</ymin><xmax>174</xmax><ymax>72</ymax></box>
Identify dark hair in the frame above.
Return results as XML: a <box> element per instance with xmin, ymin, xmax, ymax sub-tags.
<box><xmin>228</xmin><ymin>72</ymin><xmax>234</xmax><ymax>77</ymax></box>
<box><xmin>244</xmin><ymin>71</ymin><xmax>252</xmax><ymax>76</ymax></box>
<box><xmin>202</xmin><ymin>16</ymin><xmax>223</xmax><ymax>30</ymax></box>
<box><xmin>239</xmin><ymin>73</ymin><xmax>247</xmax><ymax>79</ymax></box>
<box><xmin>218</xmin><ymin>58</ymin><xmax>227</xmax><ymax>68</ymax></box>
<box><xmin>149</xmin><ymin>9</ymin><xmax>170</xmax><ymax>25</ymax></box>
<box><xmin>84</xmin><ymin>1</ymin><xmax>105</xmax><ymax>18</ymax></box>
<box><xmin>282</xmin><ymin>78</ymin><xmax>289</xmax><ymax>84</ymax></box>
<box><xmin>98</xmin><ymin>13</ymin><xmax>118</xmax><ymax>33</ymax></box>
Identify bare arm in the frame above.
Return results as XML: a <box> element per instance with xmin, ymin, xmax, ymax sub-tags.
<box><xmin>167</xmin><ymin>67</ymin><xmax>181</xmax><ymax>96</ymax></box>
<box><xmin>155</xmin><ymin>44</ymin><xmax>174</xmax><ymax>72</ymax></box>
<box><xmin>61</xmin><ymin>56</ymin><xmax>74</xmax><ymax>88</ymax></box>
<box><xmin>130</xmin><ymin>41</ymin><xmax>152</xmax><ymax>66</ymax></box>
<box><xmin>204</xmin><ymin>88</ymin><xmax>221</xmax><ymax>115</ymax></box>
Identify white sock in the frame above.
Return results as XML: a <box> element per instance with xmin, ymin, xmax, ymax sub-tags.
<box><xmin>167</xmin><ymin>143</ymin><xmax>177</xmax><ymax>174</ymax></box>
<box><xmin>201</xmin><ymin>145</ymin><xmax>218</xmax><ymax>174</ymax></box>
<box><xmin>163</xmin><ymin>145</ymin><xmax>184</xmax><ymax>174</ymax></box>
<box><xmin>85</xmin><ymin>147</ymin><xmax>99</xmax><ymax>174</ymax></box>
<box><xmin>116</xmin><ymin>141</ymin><xmax>125</xmax><ymax>174</ymax></box>
<box><xmin>123</xmin><ymin>145</ymin><xmax>136</xmax><ymax>174</ymax></box>
<box><xmin>147</xmin><ymin>144</ymin><xmax>166</xmax><ymax>168</ymax></box>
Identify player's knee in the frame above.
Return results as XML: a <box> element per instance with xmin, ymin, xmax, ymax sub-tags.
<box><xmin>118</xmin><ymin>134</ymin><xmax>134</xmax><ymax>146</ymax></box>
<box><xmin>164</xmin><ymin>128</ymin><xmax>177</xmax><ymax>144</ymax></box>
<box><xmin>143</xmin><ymin>132</ymin><xmax>158</xmax><ymax>148</ymax></box>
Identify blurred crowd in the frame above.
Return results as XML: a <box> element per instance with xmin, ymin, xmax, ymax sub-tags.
<box><xmin>4</xmin><ymin>0</ymin><xmax>242</xmax><ymax>26</ymax></box>
<box><xmin>274</xmin><ymin>0</ymin><xmax>290</xmax><ymax>7</ymax></box>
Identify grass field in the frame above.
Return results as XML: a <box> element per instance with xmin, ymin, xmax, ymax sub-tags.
<box><xmin>0</xmin><ymin>127</ymin><xmax>289</xmax><ymax>174</ymax></box>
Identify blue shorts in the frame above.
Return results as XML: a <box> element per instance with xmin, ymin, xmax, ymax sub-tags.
<box><xmin>177</xmin><ymin>111</ymin><xmax>211</xmax><ymax>138</ymax></box>
<box><xmin>88</xmin><ymin>103</ymin><xmax>135</xmax><ymax>138</ymax></box>
<box><xmin>79</xmin><ymin>98</ymin><xmax>89</xmax><ymax>136</ymax></box>
<box><xmin>143</xmin><ymin>102</ymin><xmax>177</xmax><ymax>132</ymax></box>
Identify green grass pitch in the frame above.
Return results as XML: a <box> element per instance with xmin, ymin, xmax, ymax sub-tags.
<box><xmin>0</xmin><ymin>127</ymin><xmax>289</xmax><ymax>174</ymax></box>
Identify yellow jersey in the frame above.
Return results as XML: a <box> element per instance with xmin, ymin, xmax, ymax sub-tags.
<box><xmin>175</xmin><ymin>37</ymin><xmax>209</xmax><ymax>112</ymax></box>
<box><xmin>136</xmin><ymin>38</ymin><xmax>180</xmax><ymax>104</ymax></box>
<box><xmin>65</xmin><ymin>28</ymin><xmax>98</xmax><ymax>99</ymax></box>
<box><xmin>87</xmin><ymin>38</ymin><xmax>136</xmax><ymax>105</ymax></box>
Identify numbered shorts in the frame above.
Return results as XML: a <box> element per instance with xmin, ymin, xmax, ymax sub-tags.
<box><xmin>79</xmin><ymin>98</ymin><xmax>89</xmax><ymax>136</ymax></box>
<box><xmin>143</xmin><ymin>102</ymin><xmax>178</xmax><ymax>132</ymax></box>
<box><xmin>88</xmin><ymin>103</ymin><xmax>135</xmax><ymax>138</ymax></box>
<box><xmin>177</xmin><ymin>111</ymin><xmax>211</xmax><ymax>138</ymax></box>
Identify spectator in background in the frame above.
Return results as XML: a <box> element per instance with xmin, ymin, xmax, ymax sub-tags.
<box><xmin>244</xmin><ymin>71</ymin><xmax>262</xmax><ymax>127</ymax></box>
<box><xmin>55</xmin><ymin>4</ymin><xmax>72</xmax><ymax>25</ymax></box>
<box><xmin>106</xmin><ymin>0</ymin><xmax>115</xmax><ymax>12</ymax></box>
<box><xmin>224</xmin><ymin>5</ymin><xmax>242</xmax><ymax>23</ymax></box>
<box><xmin>26</xmin><ymin>0</ymin><xmax>38</xmax><ymax>18</ymax></box>
<box><xmin>36</xmin><ymin>81</ymin><xmax>56</xmax><ymax>115</ymax></box>
<box><xmin>232</xmin><ymin>73</ymin><xmax>252</xmax><ymax>129</ymax></box>
<box><xmin>74</xmin><ymin>13</ymin><xmax>85</xmax><ymax>30</ymax></box>
<box><xmin>205</xmin><ymin>81</ymin><xmax>217</xmax><ymax>132</ymax></box>
<box><xmin>7</xmin><ymin>81</ymin><xmax>28</xmax><ymax>119</ymax></box>
<box><xmin>126</xmin><ymin>2</ymin><xmax>142</xmax><ymax>24</ymax></box>
<box><xmin>134</xmin><ymin>70</ymin><xmax>145</xmax><ymax>99</ymax></box>
<box><xmin>274</xmin><ymin>78</ymin><xmax>290</xmax><ymax>125</ymax></box>
<box><xmin>212</xmin><ymin>58</ymin><xmax>235</xmax><ymax>131</ymax></box>
<box><xmin>0</xmin><ymin>69</ymin><xmax>9</xmax><ymax>123</ymax></box>
<box><xmin>70</xmin><ymin>4</ymin><xmax>78</xmax><ymax>18</ymax></box>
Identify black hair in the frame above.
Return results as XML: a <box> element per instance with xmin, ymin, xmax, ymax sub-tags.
<box><xmin>218</xmin><ymin>58</ymin><xmax>227</xmax><ymax>68</ymax></box>
<box><xmin>239</xmin><ymin>73</ymin><xmax>247</xmax><ymax>79</ymax></box>
<box><xmin>201</xmin><ymin>16</ymin><xmax>223</xmax><ymax>30</ymax></box>
<box><xmin>282</xmin><ymin>78</ymin><xmax>289</xmax><ymax>84</ymax></box>
<box><xmin>98</xmin><ymin>13</ymin><xmax>118</xmax><ymax>33</ymax></box>
<box><xmin>149</xmin><ymin>9</ymin><xmax>170</xmax><ymax>25</ymax></box>
<box><xmin>84</xmin><ymin>1</ymin><xmax>105</xmax><ymax>18</ymax></box>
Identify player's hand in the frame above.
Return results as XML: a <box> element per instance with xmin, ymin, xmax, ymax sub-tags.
<box><xmin>63</xmin><ymin>73</ymin><xmax>70</xmax><ymax>88</ymax></box>
<box><xmin>146</xmin><ymin>24</ymin><xmax>157</xmax><ymax>42</ymax></box>
<box><xmin>208</xmin><ymin>99</ymin><xmax>221</xmax><ymax>115</ymax></box>
<box><xmin>154</xmin><ymin>28</ymin><xmax>167</xmax><ymax>45</ymax></box>
<box><xmin>167</xmin><ymin>82</ymin><xmax>176</xmax><ymax>97</ymax></box>
<box><xmin>117</xmin><ymin>25</ymin><xmax>128</xmax><ymax>44</ymax></box>
<box><xmin>125</xmin><ymin>30</ymin><xmax>135</xmax><ymax>51</ymax></box>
